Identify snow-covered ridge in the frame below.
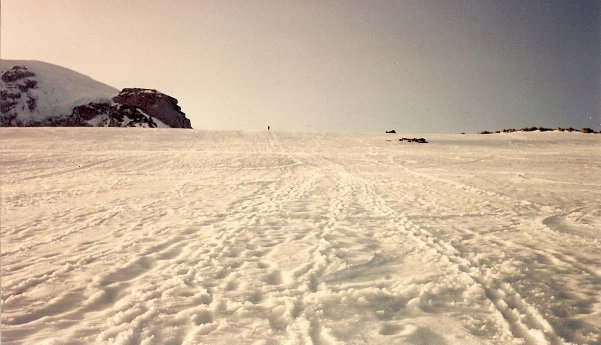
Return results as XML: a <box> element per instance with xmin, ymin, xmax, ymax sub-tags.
<box><xmin>0</xmin><ymin>60</ymin><xmax>191</xmax><ymax>128</ymax></box>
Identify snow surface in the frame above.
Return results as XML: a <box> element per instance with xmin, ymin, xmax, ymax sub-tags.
<box><xmin>0</xmin><ymin>60</ymin><xmax>119</xmax><ymax>123</ymax></box>
<box><xmin>1</xmin><ymin>128</ymin><xmax>600</xmax><ymax>345</ymax></box>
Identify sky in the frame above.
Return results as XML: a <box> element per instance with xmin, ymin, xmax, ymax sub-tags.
<box><xmin>1</xmin><ymin>0</ymin><xmax>599</xmax><ymax>133</ymax></box>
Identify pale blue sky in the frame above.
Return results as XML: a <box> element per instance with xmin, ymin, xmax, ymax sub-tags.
<box><xmin>2</xmin><ymin>0</ymin><xmax>599</xmax><ymax>132</ymax></box>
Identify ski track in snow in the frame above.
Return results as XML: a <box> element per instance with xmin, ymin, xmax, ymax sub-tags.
<box><xmin>1</xmin><ymin>128</ymin><xmax>600</xmax><ymax>345</ymax></box>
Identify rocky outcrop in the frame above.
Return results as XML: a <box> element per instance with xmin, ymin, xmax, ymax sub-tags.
<box><xmin>71</xmin><ymin>102</ymin><xmax>112</xmax><ymax>122</ymax></box>
<box><xmin>52</xmin><ymin>102</ymin><xmax>161</xmax><ymax>128</ymax></box>
<box><xmin>1</xmin><ymin>65</ymin><xmax>35</xmax><ymax>83</ymax></box>
<box><xmin>112</xmin><ymin>88</ymin><xmax>191</xmax><ymax>129</ymax></box>
<box><xmin>1</xmin><ymin>61</ymin><xmax>193</xmax><ymax>128</ymax></box>
<box><xmin>478</xmin><ymin>127</ymin><xmax>600</xmax><ymax>134</ymax></box>
<box><xmin>400</xmin><ymin>137</ymin><xmax>428</xmax><ymax>143</ymax></box>
<box><xmin>0</xmin><ymin>66</ymin><xmax>39</xmax><ymax>125</ymax></box>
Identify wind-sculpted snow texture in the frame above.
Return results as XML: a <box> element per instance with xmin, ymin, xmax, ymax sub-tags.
<box><xmin>1</xmin><ymin>129</ymin><xmax>600</xmax><ymax>345</ymax></box>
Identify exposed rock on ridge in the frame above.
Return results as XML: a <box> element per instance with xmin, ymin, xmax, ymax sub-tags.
<box><xmin>112</xmin><ymin>88</ymin><xmax>191</xmax><ymax>129</ymax></box>
<box><xmin>0</xmin><ymin>61</ymin><xmax>192</xmax><ymax>128</ymax></box>
<box><xmin>56</xmin><ymin>102</ymin><xmax>161</xmax><ymax>128</ymax></box>
<box><xmin>1</xmin><ymin>65</ymin><xmax>35</xmax><ymax>83</ymax></box>
<box><xmin>0</xmin><ymin>66</ymin><xmax>39</xmax><ymax>125</ymax></box>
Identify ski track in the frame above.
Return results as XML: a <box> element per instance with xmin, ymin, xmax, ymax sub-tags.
<box><xmin>1</xmin><ymin>128</ymin><xmax>600</xmax><ymax>344</ymax></box>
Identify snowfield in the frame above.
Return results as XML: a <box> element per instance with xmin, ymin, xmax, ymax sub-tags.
<box><xmin>1</xmin><ymin>128</ymin><xmax>600</xmax><ymax>345</ymax></box>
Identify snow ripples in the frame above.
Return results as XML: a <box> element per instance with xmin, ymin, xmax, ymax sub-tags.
<box><xmin>1</xmin><ymin>128</ymin><xmax>600</xmax><ymax>344</ymax></box>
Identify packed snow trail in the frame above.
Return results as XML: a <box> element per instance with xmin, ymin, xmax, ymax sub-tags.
<box><xmin>1</xmin><ymin>128</ymin><xmax>600</xmax><ymax>344</ymax></box>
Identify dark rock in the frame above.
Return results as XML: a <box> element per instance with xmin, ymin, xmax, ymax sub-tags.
<box><xmin>476</xmin><ymin>126</ymin><xmax>600</xmax><ymax>134</ymax></box>
<box><xmin>17</xmin><ymin>79</ymin><xmax>37</xmax><ymax>92</ymax></box>
<box><xmin>2</xmin><ymin>66</ymin><xmax>35</xmax><ymax>82</ymax></box>
<box><xmin>1</xmin><ymin>101</ymin><xmax>18</xmax><ymax>114</ymax></box>
<box><xmin>1</xmin><ymin>90</ymin><xmax>21</xmax><ymax>101</ymax></box>
<box><xmin>399</xmin><ymin>137</ymin><xmax>428</xmax><ymax>143</ymax></box>
<box><xmin>67</xmin><ymin>102</ymin><xmax>159</xmax><ymax>128</ymax></box>
<box><xmin>110</xmin><ymin>104</ymin><xmax>158</xmax><ymax>128</ymax></box>
<box><xmin>558</xmin><ymin>127</ymin><xmax>577</xmax><ymax>132</ymax></box>
<box><xmin>71</xmin><ymin>102</ymin><xmax>112</xmax><ymax>121</ymax></box>
<box><xmin>1</xmin><ymin>66</ymin><xmax>38</xmax><ymax>126</ymax></box>
<box><xmin>1</xmin><ymin>113</ymin><xmax>18</xmax><ymax>125</ymax></box>
<box><xmin>42</xmin><ymin>114</ymin><xmax>90</xmax><ymax>127</ymax></box>
<box><xmin>385</xmin><ymin>130</ymin><xmax>396</xmax><ymax>134</ymax></box>
<box><xmin>26</xmin><ymin>96</ymin><xmax>36</xmax><ymax>111</ymax></box>
<box><xmin>112</xmin><ymin>88</ymin><xmax>191</xmax><ymax>128</ymax></box>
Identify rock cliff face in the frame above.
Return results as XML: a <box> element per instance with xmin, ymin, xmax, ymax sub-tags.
<box><xmin>112</xmin><ymin>88</ymin><xmax>191</xmax><ymax>129</ymax></box>
<box><xmin>0</xmin><ymin>60</ymin><xmax>192</xmax><ymax>128</ymax></box>
<box><xmin>52</xmin><ymin>102</ymin><xmax>162</xmax><ymax>128</ymax></box>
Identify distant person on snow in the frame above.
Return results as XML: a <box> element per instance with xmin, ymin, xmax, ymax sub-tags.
<box><xmin>268</xmin><ymin>126</ymin><xmax>270</xmax><ymax>131</ymax></box>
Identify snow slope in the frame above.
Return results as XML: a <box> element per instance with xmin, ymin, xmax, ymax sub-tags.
<box><xmin>1</xmin><ymin>129</ymin><xmax>600</xmax><ymax>344</ymax></box>
<box><xmin>0</xmin><ymin>60</ymin><xmax>119</xmax><ymax>123</ymax></box>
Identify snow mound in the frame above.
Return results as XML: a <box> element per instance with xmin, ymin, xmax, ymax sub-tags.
<box><xmin>0</xmin><ymin>59</ymin><xmax>118</xmax><ymax>124</ymax></box>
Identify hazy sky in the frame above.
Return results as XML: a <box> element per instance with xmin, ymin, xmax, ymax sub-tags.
<box><xmin>2</xmin><ymin>0</ymin><xmax>599</xmax><ymax>132</ymax></box>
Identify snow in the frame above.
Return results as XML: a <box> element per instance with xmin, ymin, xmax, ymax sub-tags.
<box><xmin>1</xmin><ymin>128</ymin><xmax>600</xmax><ymax>344</ymax></box>
<box><xmin>0</xmin><ymin>60</ymin><xmax>118</xmax><ymax>123</ymax></box>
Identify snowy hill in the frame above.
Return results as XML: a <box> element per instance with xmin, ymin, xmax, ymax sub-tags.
<box><xmin>0</xmin><ymin>60</ymin><xmax>191</xmax><ymax>128</ymax></box>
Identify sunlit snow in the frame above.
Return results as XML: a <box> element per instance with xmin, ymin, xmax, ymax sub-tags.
<box><xmin>0</xmin><ymin>60</ymin><xmax>118</xmax><ymax>124</ymax></box>
<box><xmin>1</xmin><ymin>128</ymin><xmax>600</xmax><ymax>344</ymax></box>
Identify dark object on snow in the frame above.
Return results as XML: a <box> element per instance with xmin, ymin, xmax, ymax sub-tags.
<box><xmin>112</xmin><ymin>88</ymin><xmax>191</xmax><ymax>128</ymax></box>
<box><xmin>520</xmin><ymin>127</ymin><xmax>539</xmax><ymax>132</ymax></box>
<box><xmin>1</xmin><ymin>66</ymin><xmax>35</xmax><ymax>83</ymax></box>
<box><xmin>17</xmin><ymin>79</ymin><xmax>37</xmax><ymax>92</ymax></box>
<box><xmin>400</xmin><ymin>137</ymin><xmax>428</xmax><ymax>143</ymax></box>
<box><xmin>385</xmin><ymin>130</ymin><xmax>396</xmax><ymax>134</ymax></box>
<box><xmin>479</xmin><ymin>127</ymin><xmax>599</xmax><ymax>134</ymax></box>
<box><xmin>65</xmin><ymin>102</ymin><xmax>159</xmax><ymax>127</ymax></box>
